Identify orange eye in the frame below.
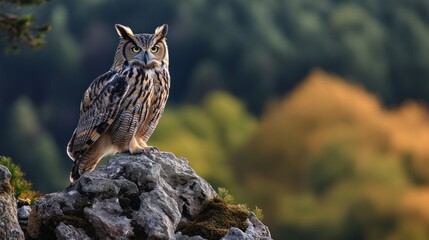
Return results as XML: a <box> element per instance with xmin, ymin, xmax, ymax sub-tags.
<box><xmin>150</xmin><ymin>45</ymin><xmax>159</xmax><ymax>53</ymax></box>
<box><xmin>131</xmin><ymin>46</ymin><xmax>141</xmax><ymax>53</ymax></box>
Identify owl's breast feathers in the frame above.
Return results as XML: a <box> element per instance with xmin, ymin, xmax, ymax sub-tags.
<box><xmin>136</xmin><ymin>68</ymin><xmax>170</xmax><ymax>142</ymax></box>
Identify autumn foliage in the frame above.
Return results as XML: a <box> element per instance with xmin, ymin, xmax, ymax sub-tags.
<box><xmin>0</xmin><ymin>156</ymin><xmax>40</xmax><ymax>202</ymax></box>
<box><xmin>233</xmin><ymin>70</ymin><xmax>429</xmax><ymax>239</ymax></box>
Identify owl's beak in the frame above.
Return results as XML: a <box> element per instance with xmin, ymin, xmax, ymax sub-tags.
<box><xmin>143</xmin><ymin>52</ymin><xmax>149</xmax><ymax>65</ymax></box>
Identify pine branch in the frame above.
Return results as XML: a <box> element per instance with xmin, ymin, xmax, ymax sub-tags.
<box><xmin>0</xmin><ymin>0</ymin><xmax>51</xmax><ymax>51</ymax></box>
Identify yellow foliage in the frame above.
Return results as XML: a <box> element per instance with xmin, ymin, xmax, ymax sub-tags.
<box><xmin>246</xmin><ymin>70</ymin><xmax>429</xmax><ymax>186</ymax></box>
<box><xmin>234</xmin><ymin>69</ymin><xmax>429</xmax><ymax>238</ymax></box>
<box><xmin>400</xmin><ymin>188</ymin><xmax>429</xmax><ymax>222</ymax></box>
<box><xmin>0</xmin><ymin>156</ymin><xmax>40</xmax><ymax>202</ymax></box>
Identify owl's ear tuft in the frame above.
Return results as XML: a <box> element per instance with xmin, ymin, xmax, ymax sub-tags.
<box><xmin>155</xmin><ymin>24</ymin><xmax>168</xmax><ymax>39</ymax></box>
<box><xmin>115</xmin><ymin>24</ymin><xmax>135</xmax><ymax>40</ymax></box>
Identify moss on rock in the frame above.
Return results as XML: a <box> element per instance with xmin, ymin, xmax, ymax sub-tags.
<box><xmin>177</xmin><ymin>198</ymin><xmax>250</xmax><ymax>240</ymax></box>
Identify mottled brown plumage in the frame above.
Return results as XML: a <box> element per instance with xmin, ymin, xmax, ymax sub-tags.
<box><xmin>67</xmin><ymin>24</ymin><xmax>170</xmax><ymax>182</ymax></box>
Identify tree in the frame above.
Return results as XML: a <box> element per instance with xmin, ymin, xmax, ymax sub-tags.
<box><xmin>0</xmin><ymin>0</ymin><xmax>51</xmax><ymax>50</ymax></box>
<box><xmin>233</xmin><ymin>70</ymin><xmax>429</xmax><ymax>239</ymax></box>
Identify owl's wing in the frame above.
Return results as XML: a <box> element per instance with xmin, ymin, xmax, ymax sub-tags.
<box><xmin>80</xmin><ymin>71</ymin><xmax>118</xmax><ymax>114</ymax></box>
<box><xmin>67</xmin><ymin>73</ymin><xmax>128</xmax><ymax>160</ymax></box>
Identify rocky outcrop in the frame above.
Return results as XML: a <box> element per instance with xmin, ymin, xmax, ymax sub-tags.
<box><xmin>0</xmin><ymin>165</ymin><xmax>25</xmax><ymax>240</ymax></box>
<box><xmin>27</xmin><ymin>152</ymin><xmax>271</xmax><ymax>239</ymax></box>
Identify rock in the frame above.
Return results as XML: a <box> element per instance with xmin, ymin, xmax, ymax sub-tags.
<box><xmin>17</xmin><ymin>205</ymin><xmax>32</xmax><ymax>237</ymax></box>
<box><xmin>84</xmin><ymin>198</ymin><xmax>134</xmax><ymax>239</ymax></box>
<box><xmin>0</xmin><ymin>165</ymin><xmax>25</xmax><ymax>240</ymax></box>
<box><xmin>133</xmin><ymin>187</ymin><xmax>181</xmax><ymax>239</ymax></box>
<box><xmin>28</xmin><ymin>152</ymin><xmax>272</xmax><ymax>239</ymax></box>
<box><xmin>28</xmin><ymin>152</ymin><xmax>216</xmax><ymax>239</ymax></box>
<box><xmin>221</xmin><ymin>213</ymin><xmax>272</xmax><ymax>240</ymax></box>
<box><xmin>17</xmin><ymin>205</ymin><xmax>32</xmax><ymax>220</ymax></box>
<box><xmin>55</xmin><ymin>222</ymin><xmax>91</xmax><ymax>240</ymax></box>
<box><xmin>175</xmin><ymin>231</ymin><xmax>205</xmax><ymax>240</ymax></box>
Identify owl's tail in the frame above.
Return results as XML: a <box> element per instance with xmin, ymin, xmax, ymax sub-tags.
<box><xmin>69</xmin><ymin>145</ymin><xmax>106</xmax><ymax>182</ymax></box>
<box><xmin>70</xmin><ymin>162</ymin><xmax>81</xmax><ymax>182</ymax></box>
<box><xmin>69</xmin><ymin>153</ymin><xmax>94</xmax><ymax>182</ymax></box>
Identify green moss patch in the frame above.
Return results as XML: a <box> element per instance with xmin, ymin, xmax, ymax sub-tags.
<box><xmin>177</xmin><ymin>198</ymin><xmax>250</xmax><ymax>240</ymax></box>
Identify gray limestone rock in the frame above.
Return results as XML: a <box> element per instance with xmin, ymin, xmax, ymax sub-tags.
<box><xmin>55</xmin><ymin>222</ymin><xmax>91</xmax><ymax>240</ymax></box>
<box><xmin>133</xmin><ymin>187</ymin><xmax>181</xmax><ymax>239</ymax></box>
<box><xmin>17</xmin><ymin>205</ymin><xmax>31</xmax><ymax>220</ymax></box>
<box><xmin>17</xmin><ymin>205</ymin><xmax>31</xmax><ymax>237</ymax></box>
<box><xmin>0</xmin><ymin>165</ymin><xmax>25</xmax><ymax>240</ymax></box>
<box><xmin>28</xmin><ymin>152</ymin><xmax>216</xmax><ymax>239</ymax></box>
<box><xmin>27</xmin><ymin>152</ymin><xmax>271</xmax><ymax>239</ymax></box>
<box><xmin>84</xmin><ymin>198</ymin><xmax>134</xmax><ymax>239</ymax></box>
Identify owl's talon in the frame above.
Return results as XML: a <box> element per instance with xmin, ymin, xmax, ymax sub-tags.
<box><xmin>129</xmin><ymin>146</ymin><xmax>159</xmax><ymax>155</ymax></box>
<box><xmin>149</xmin><ymin>146</ymin><xmax>159</xmax><ymax>153</ymax></box>
<box><xmin>143</xmin><ymin>146</ymin><xmax>159</xmax><ymax>154</ymax></box>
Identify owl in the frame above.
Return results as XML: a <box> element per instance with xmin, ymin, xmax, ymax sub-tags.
<box><xmin>67</xmin><ymin>24</ymin><xmax>170</xmax><ymax>182</ymax></box>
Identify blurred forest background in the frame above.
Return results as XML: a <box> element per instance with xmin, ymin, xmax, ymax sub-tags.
<box><xmin>2</xmin><ymin>0</ymin><xmax>429</xmax><ymax>239</ymax></box>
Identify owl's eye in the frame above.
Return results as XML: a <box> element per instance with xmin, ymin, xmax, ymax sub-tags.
<box><xmin>131</xmin><ymin>46</ymin><xmax>141</xmax><ymax>53</ymax></box>
<box><xmin>150</xmin><ymin>45</ymin><xmax>160</xmax><ymax>53</ymax></box>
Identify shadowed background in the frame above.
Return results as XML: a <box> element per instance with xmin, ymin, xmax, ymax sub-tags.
<box><xmin>1</xmin><ymin>0</ymin><xmax>429</xmax><ymax>239</ymax></box>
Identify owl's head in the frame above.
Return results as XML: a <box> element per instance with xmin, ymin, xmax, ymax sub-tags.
<box><xmin>112</xmin><ymin>24</ymin><xmax>169</xmax><ymax>71</ymax></box>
